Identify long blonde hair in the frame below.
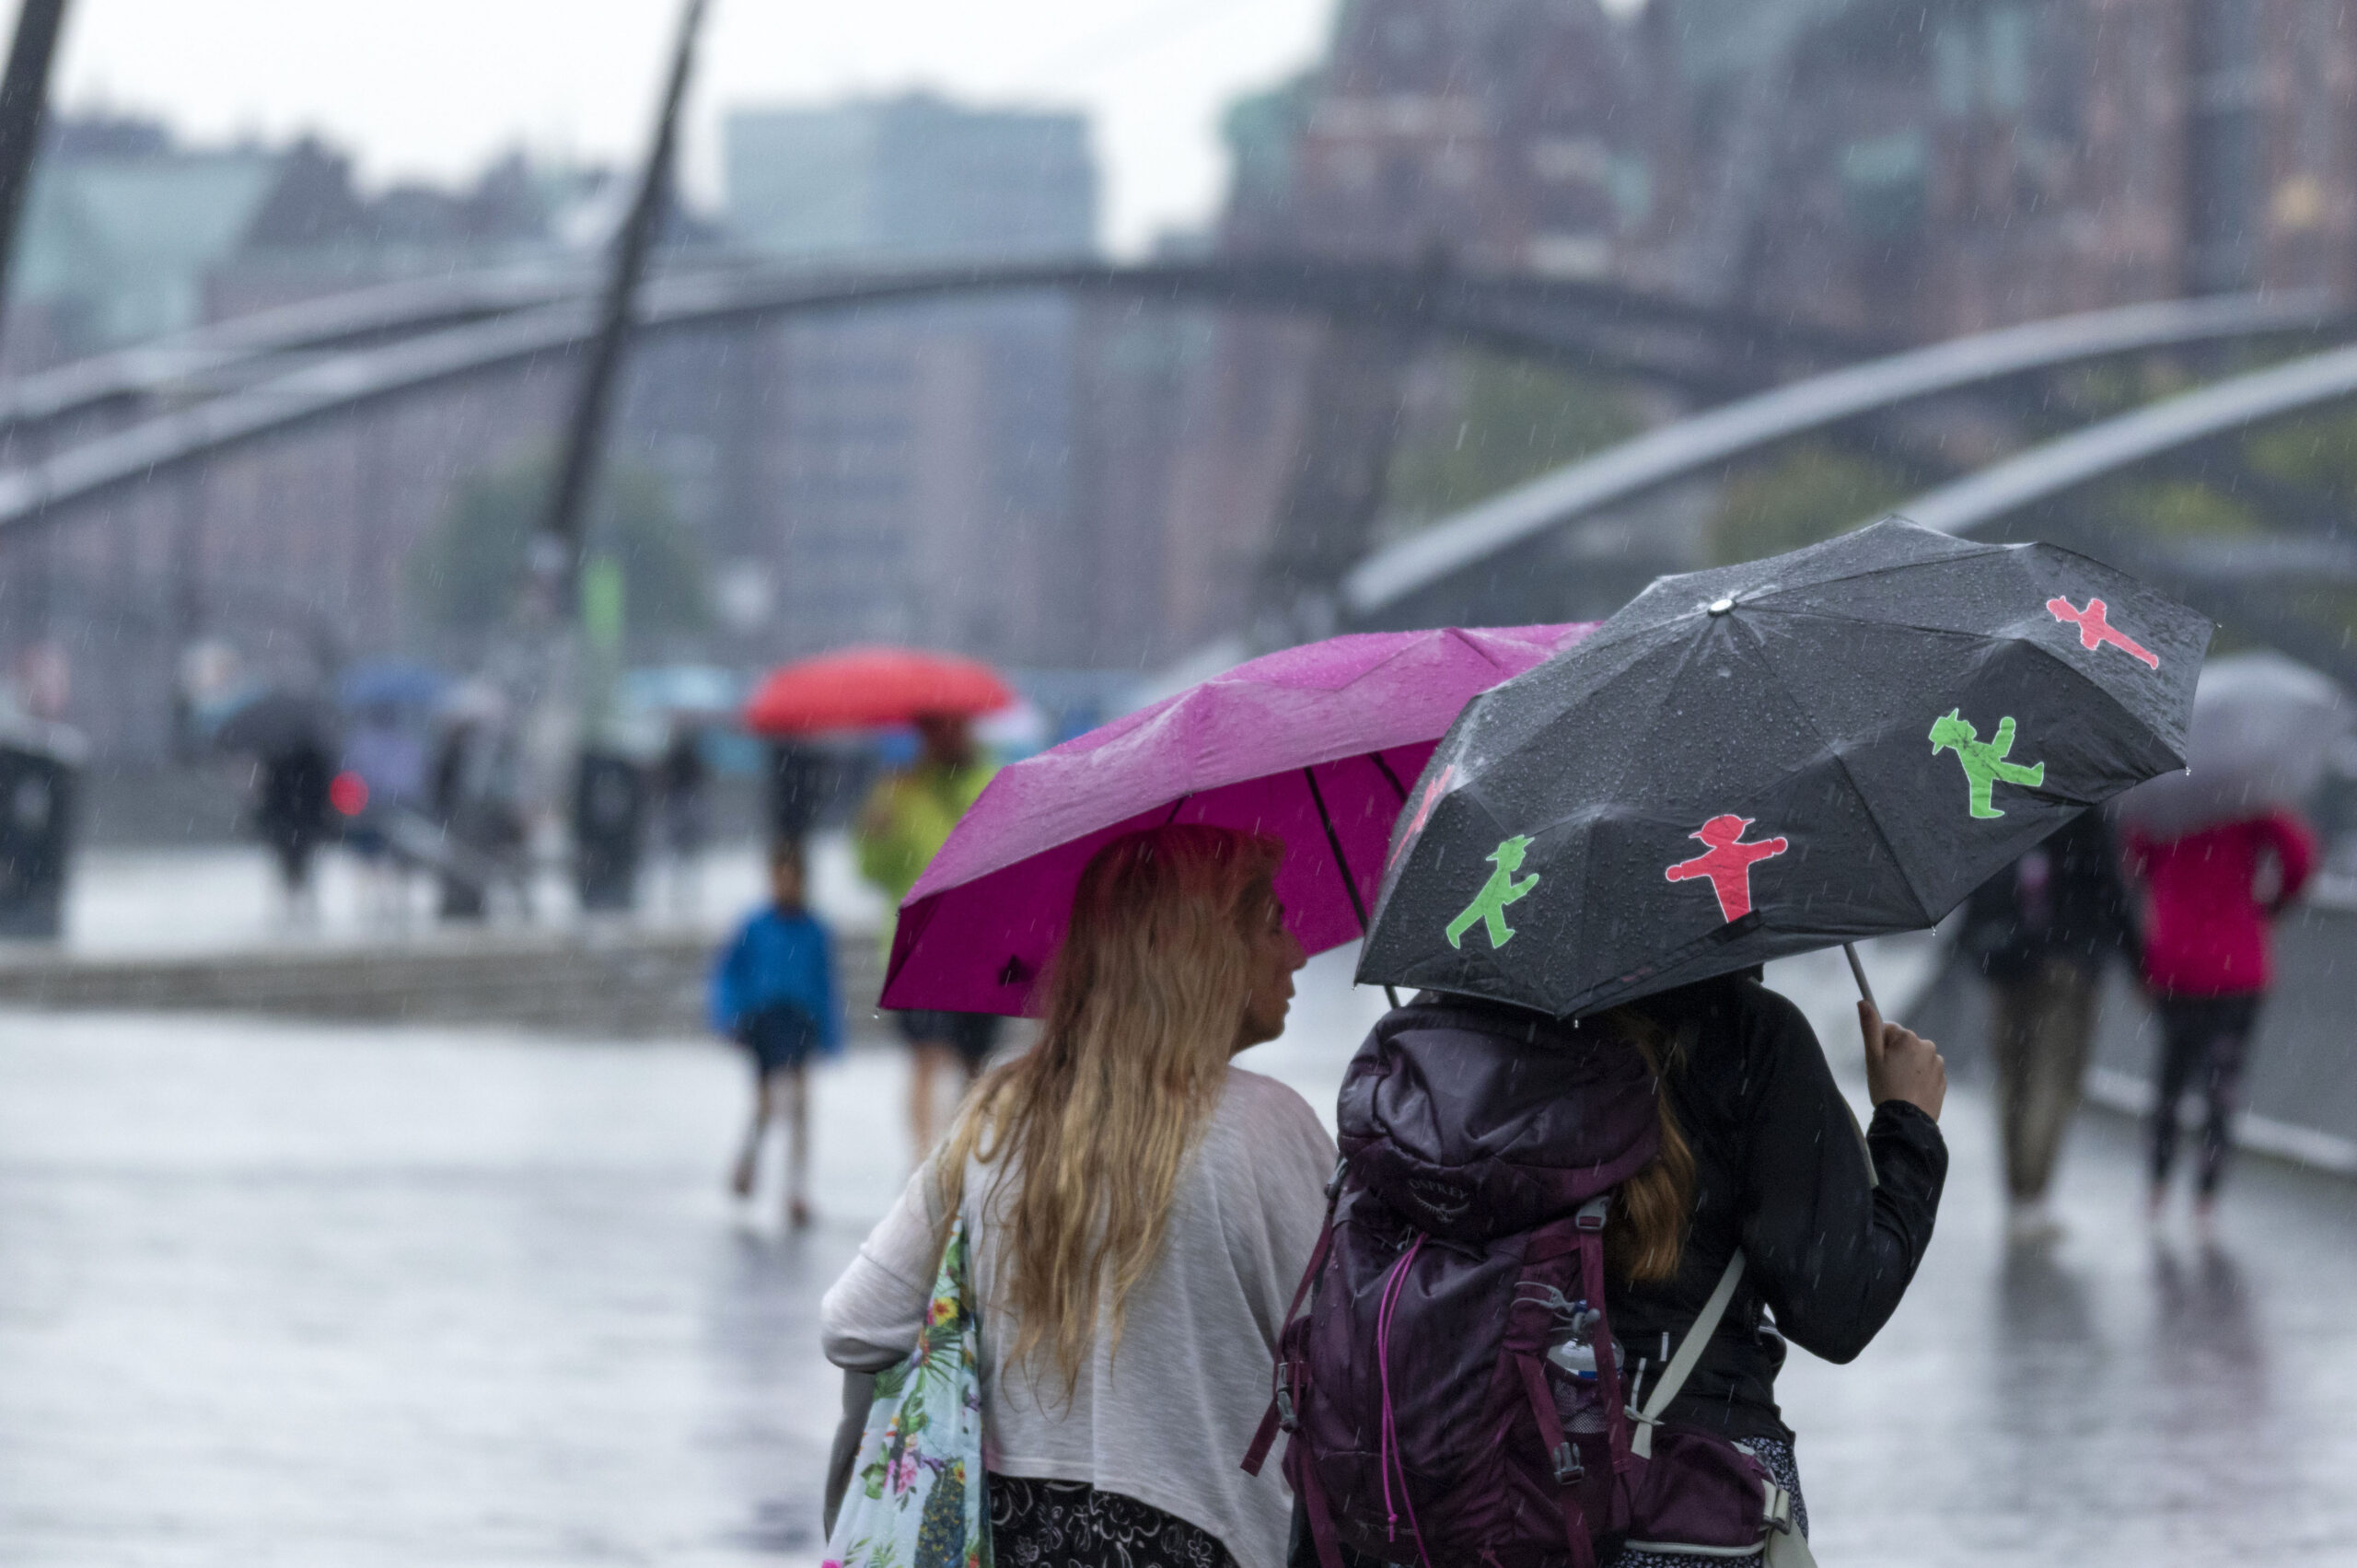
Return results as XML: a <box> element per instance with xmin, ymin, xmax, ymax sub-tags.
<box><xmin>937</xmin><ymin>823</ymin><xmax>1284</xmax><ymax>1397</ymax></box>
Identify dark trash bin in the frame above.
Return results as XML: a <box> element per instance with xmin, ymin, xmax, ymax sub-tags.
<box><xmin>574</xmin><ymin>749</ymin><xmax>646</xmax><ymax>912</ymax></box>
<box><xmin>0</xmin><ymin>718</ymin><xmax>82</xmax><ymax>940</ymax></box>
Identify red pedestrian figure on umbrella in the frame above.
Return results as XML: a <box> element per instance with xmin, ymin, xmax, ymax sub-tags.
<box><xmin>1665</xmin><ymin>814</ymin><xmax>1789</xmax><ymax>923</ymax></box>
<box><xmin>2047</xmin><ymin>596</ymin><xmax>2159</xmax><ymax>668</ymax></box>
<box><xmin>1388</xmin><ymin>764</ymin><xmax>1455</xmax><ymax>872</ymax></box>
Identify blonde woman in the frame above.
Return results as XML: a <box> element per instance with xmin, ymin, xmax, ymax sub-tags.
<box><xmin>821</xmin><ymin>824</ymin><xmax>1333</xmax><ymax>1568</ymax></box>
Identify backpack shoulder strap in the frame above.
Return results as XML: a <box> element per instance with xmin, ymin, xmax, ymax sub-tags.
<box><xmin>1628</xmin><ymin>1249</ymin><xmax>1745</xmax><ymax>1460</ymax></box>
<box><xmin>1242</xmin><ymin>1159</ymin><xmax>1347</xmax><ymax>1478</ymax></box>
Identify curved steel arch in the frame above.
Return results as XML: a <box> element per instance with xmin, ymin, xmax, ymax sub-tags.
<box><xmin>1849</xmin><ymin>341</ymin><xmax>2357</xmax><ymax>684</ymax></box>
<box><xmin>1338</xmin><ymin>291</ymin><xmax>2350</xmax><ymax>620</ymax></box>
<box><xmin>0</xmin><ymin>253</ymin><xmax>1875</xmax><ymax>535</ymax></box>
<box><xmin>1892</xmin><ymin>339</ymin><xmax>2357</xmax><ymax>535</ymax></box>
<box><xmin>1875</xmin><ymin>337</ymin><xmax>2357</xmax><ymax>683</ymax></box>
<box><xmin>0</xmin><ymin>266</ymin><xmax>587</xmax><ymax>436</ymax></box>
<box><xmin>0</xmin><ymin>252</ymin><xmax>1869</xmax><ymax>450</ymax></box>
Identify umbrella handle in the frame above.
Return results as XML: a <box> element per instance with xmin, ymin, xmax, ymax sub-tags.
<box><xmin>1842</xmin><ymin>942</ymin><xmax>1879</xmax><ymax>1015</ymax></box>
<box><xmin>1841</xmin><ymin>941</ymin><xmax>1883</xmax><ymax>1191</ymax></box>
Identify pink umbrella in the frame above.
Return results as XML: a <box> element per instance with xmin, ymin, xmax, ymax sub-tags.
<box><xmin>880</xmin><ymin>623</ymin><xmax>1596</xmax><ymax>1016</ymax></box>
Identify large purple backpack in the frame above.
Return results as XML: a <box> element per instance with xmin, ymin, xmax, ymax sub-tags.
<box><xmin>1245</xmin><ymin>1003</ymin><xmax>1810</xmax><ymax>1568</ymax></box>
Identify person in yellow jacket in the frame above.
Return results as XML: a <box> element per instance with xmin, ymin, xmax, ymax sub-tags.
<box><xmin>854</xmin><ymin>712</ymin><xmax>1000</xmax><ymax>1154</ymax></box>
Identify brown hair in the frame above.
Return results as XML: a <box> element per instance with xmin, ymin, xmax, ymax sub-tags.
<box><xmin>1603</xmin><ymin>1007</ymin><xmax>1695</xmax><ymax>1284</ymax></box>
<box><xmin>936</xmin><ymin>822</ymin><xmax>1285</xmax><ymax>1398</ymax></box>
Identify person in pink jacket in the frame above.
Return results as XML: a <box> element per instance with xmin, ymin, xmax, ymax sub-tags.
<box><xmin>2121</xmin><ymin>807</ymin><xmax>2317</xmax><ymax>1225</ymax></box>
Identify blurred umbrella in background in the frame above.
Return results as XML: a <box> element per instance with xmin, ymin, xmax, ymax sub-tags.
<box><xmin>974</xmin><ymin>695</ymin><xmax>1052</xmax><ymax>762</ymax></box>
<box><xmin>743</xmin><ymin>647</ymin><xmax>1014</xmax><ymax>736</ymax></box>
<box><xmin>2117</xmin><ymin>652</ymin><xmax>2352</xmax><ymax>837</ymax></box>
<box><xmin>621</xmin><ymin>664</ymin><xmax>743</xmax><ymax>725</ymax></box>
<box><xmin>215</xmin><ymin>689</ymin><xmax>341</xmax><ymax>759</ymax></box>
<box><xmin>337</xmin><ymin>660</ymin><xmax>447</xmax><ymax>714</ymax></box>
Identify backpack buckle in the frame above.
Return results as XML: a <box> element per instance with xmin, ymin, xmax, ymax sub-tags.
<box><xmin>1574</xmin><ymin>1196</ymin><xmax>1610</xmax><ymax>1233</ymax></box>
<box><xmin>1325</xmin><ymin>1157</ymin><xmax>1347</xmax><ymax>1202</ymax></box>
<box><xmin>1274</xmin><ymin>1363</ymin><xmax>1298</xmax><ymax>1431</ymax></box>
<box><xmin>1551</xmin><ymin>1441</ymin><xmax>1584</xmax><ymax>1485</ymax></box>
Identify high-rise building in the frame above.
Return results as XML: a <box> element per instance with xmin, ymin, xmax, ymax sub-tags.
<box><xmin>718</xmin><ymin>95</ymin><xmax>1105</xmax><ymax>667</ymax></box>
<box><xmin>725</xmin><ymin>95</ymin><xmax>1095</xmax><ymax>264</ymax></box>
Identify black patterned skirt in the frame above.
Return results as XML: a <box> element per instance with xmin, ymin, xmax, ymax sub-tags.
<box><xmin>989</xmin><ymin>1474</ymin><xmax>1237</xmax><ymax>1568</ymax></box>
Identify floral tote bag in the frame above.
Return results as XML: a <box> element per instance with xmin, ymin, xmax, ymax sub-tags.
<box><xmin>824</xmin><ymin>1218</ymin><xmax>992</xmax><ymax>1568</ymax></box>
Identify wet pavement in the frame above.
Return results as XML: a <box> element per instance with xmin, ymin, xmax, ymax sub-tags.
<box><xmin>3</xmin><ymin>944</ymin><xmax>2355</xmax><ymax>1566</ymax></box>
<box><xmin>56</xmin><ymin>836</ymin><xmax>887</xmax><ymax>957</ymax></box>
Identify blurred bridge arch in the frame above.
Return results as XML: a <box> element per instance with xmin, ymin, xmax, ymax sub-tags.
<box><xmin>0</xmin><ymin>251</ymin><xmax>1871</xmax><ymax>537</ymax></box>
<box><xmin>1328</xmin><ymin>294</ymin><xmax>2357</xmax><ymax>686</ymax></box>
<box><xmin>1341</xmin><ymin>292</ymin><xmax>2354</xmax><ymax>624</ymax></box>
<box><xmin>6</xmin><ymin>253</ymin><xmax>2353</xmax><ymax>689</ymax></box>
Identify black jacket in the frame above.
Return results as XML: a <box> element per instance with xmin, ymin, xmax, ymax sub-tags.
<box><xmin>1957</xmin><ymin>808</ymin><xmax>2137</xmax><ymax>983</ymax></box>
<box><xmin>1606</xmin><ymin>973</ymin><xmax>1949</xmax><ymax>1443</ymax></box>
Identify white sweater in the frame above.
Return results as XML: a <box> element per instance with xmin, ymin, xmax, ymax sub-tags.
<box><xmin>819</xmin><ymin>1066</ymin><xmax>1337</xmax><ymax>1568</ymax></box>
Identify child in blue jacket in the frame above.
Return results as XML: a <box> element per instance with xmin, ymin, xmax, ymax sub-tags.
<box><xmin>711</xmin><ymin>839</ymin><xmax>842</xmax><ymax>1226</ymax></box>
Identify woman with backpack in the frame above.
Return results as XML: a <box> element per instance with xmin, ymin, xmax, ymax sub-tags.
<box><xmin>1604</xmin><ymin>981</ymin><xmax>1946</xmax><ymax>1562</ymax></box>
<box><xmin>820</xmin><ymin>824</ymin><xmax>1335</xmax><ymax>1568</ymax></box>
<box><xmin>1269</xmin><ymin>976</ymin><xmax>1949</xmax><ymax>1568</ymax></box>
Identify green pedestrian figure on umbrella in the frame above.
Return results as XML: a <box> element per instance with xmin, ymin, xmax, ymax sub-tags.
<box><xmin>1446</xmin><ymin>834</ymin><xmax>1539</xmax><ymax>949</ymax></box>
<box><xmin>1929</xmin><ymin>708</ymin><xmax>2045</xmax><ymax>819</ymax></box>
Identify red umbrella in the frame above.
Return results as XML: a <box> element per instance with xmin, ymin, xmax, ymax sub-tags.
<box><xmin>743</xmin><ymin>646</ymin><xmax>1016</xmax><ymax>736</ymax></box>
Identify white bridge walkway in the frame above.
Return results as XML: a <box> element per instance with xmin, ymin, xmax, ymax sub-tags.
<box><xmin>2</xmin><ymin>942</ymin><xmax>2353</xmax><ymax>1566</ymax></box>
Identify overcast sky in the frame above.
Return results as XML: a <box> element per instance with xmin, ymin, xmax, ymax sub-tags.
<box><xmin>30</xmin><ymin>0</ymin><xmax>1335</xmax><ymax>253</ymax></box>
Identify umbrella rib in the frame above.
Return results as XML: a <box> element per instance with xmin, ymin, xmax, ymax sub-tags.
<box><xmin>1736</xmin><ymin>601</ymin><xmax>2021</xmax><ymax>644</ymax></box>
<box><xmin>1304</xmin><ymin>765</ymin><xmax>1402</xmax><ymax>1009</ymax></box>
<box><xmin>1302</xmin><ymin>766</ymin><xmax>1373</xmax><ymax>934</ymax></box>
<box><xmin>1368</xmin><ymin>751</ymin><xmax>1410</xmax><ymax>803</ymax></box>
<box><xmin>1757</xmin><ymin>601</ymin><xmax>2183</xmax><ymax>777</ymax></box>
<box><xmin>1729</xmin><ymin>617</ymin><xmax>1940</xmax><ymax>928</ymax></box>
<box><xmin>1733</xmin><ymin>547</ymin><xmax>2000</xmax><ymax>606</ymax></box>
<box><xmin>2014</xmin><ymin>634</ymin><xmax>2189</xmax><ymax>771</ymax></box>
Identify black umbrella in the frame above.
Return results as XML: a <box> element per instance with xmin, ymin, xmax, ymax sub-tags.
<box><xmin>1357</xmin><ymin>518</ymin><xmax>2211</xmax><ymax>1017</ymax></box>
<box><xmin>215</xmin><ymin>689</ymin><xmax>340</xmax><ymax>759</ymax></box>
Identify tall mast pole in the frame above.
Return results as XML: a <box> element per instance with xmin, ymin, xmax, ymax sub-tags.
<box><xmin>0</xmin><ymin>0</ymin><xmax>72</xmax><ymax>366</ymax></box>
<box><xmin>536</xmin><ymin>0</ymin><xmax>711</xmax><ymax>606</ymax></box>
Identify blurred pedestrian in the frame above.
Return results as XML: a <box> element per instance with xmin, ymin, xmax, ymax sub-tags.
<box><xmin>711</xmin><ymin>838</ymin><xmax>842</xmax><ymax>1228</ymax></box>
<box><xmin>254</xmin><ymin>738</ymin><xmax>334</xmax><ymax>924</ymax></box>
<box><xmin>429</xmin><ymin>710</ymin><xmax>532</xmax><ymax>922</ymax></box>
<box><xmin>821</xmin><ymin>825</ymin><xmax>1330</xmax><ymax>1568</ymax></box>
<box><xmin>342</xmin><ymin>703</ymin><xmax>428</xmax><ymax>925</ymax></box>
<box><xmin>853</xmin><ymin>711</ymin><xmax>998</xmax><ymax>1155</ymax></box>
<box><xmin>1958</xmin><ymin>809</ymin><xmax>2137</xmax><ymax>1242</ymax></box>
<box><xmin>2123</xmin><ymin>807</ymin><xmax>2317</xmax><ymax>1226</ymax></box>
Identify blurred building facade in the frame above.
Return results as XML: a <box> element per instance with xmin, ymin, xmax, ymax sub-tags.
<box><xmin>725</xmin><ymin>96</ymin><xmax>1093</xmax><ymax>263</ymax></box>
<box><xmin>1152</xmin><ymin>0</ymin><xmax>2357</xmax><ymax>633</ymax></box>
<box><xmin>11</xmin><ymin>5</ymin><xmax>2357</xmax><ymax>760</ymax></box>
<box><xmin>1215</xmin><ymin>0</ymin><xmax>2357</xmax><ymax>337</ymax></box>
<box><xmin>715</xmin><ymin>95</ymin><xmax>1109</xmax><ymax>666</ymax></box>
<box><xmin>0</xmin><ymin>99</ymin><xmax>1144</xmax><ymax>761</ymax></box>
